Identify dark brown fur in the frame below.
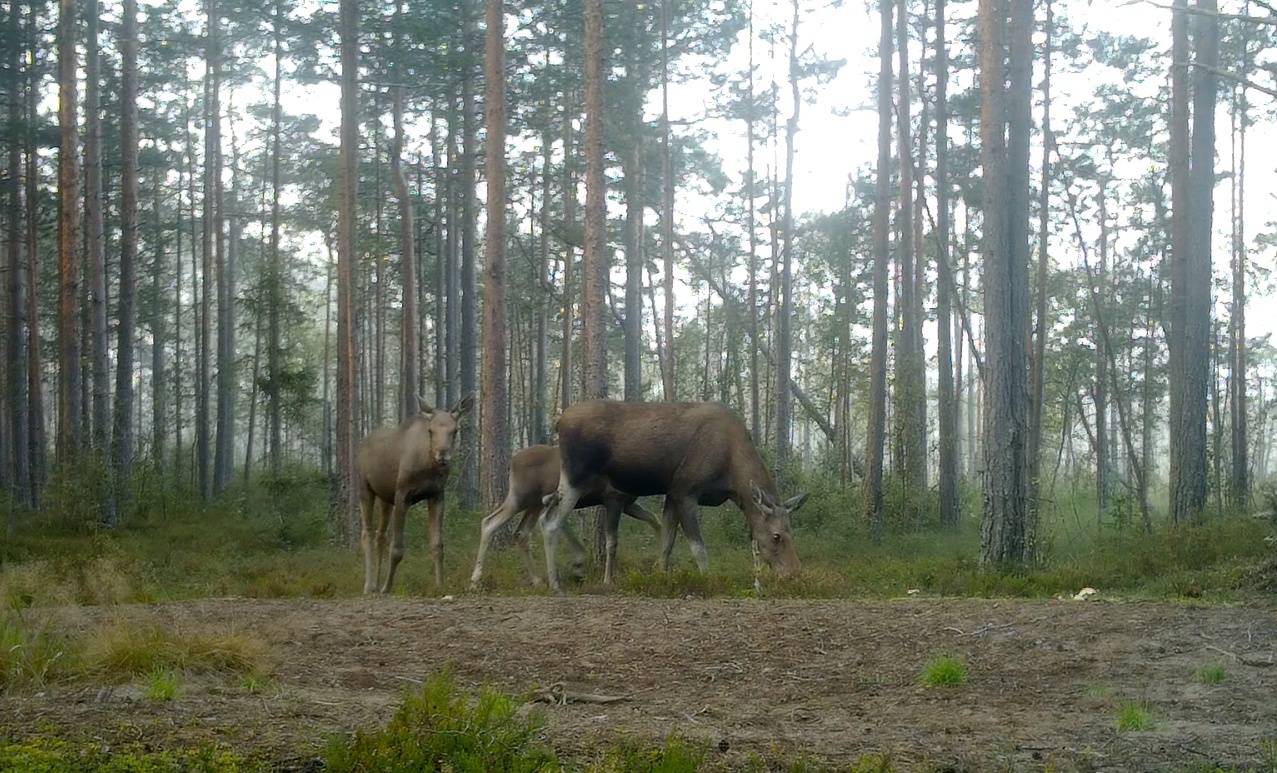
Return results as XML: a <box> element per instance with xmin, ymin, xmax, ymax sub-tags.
<box><xmin>541</xmin><ymin>400</ymin><xmax>807</xmax><ymax>593</ymax></box>
<box><xmin>468</xmin><ymin>445</ymin><xmax>660</xmax><ymax>588</ymax></box>
<box><xmin>356</xmin><ymin>395</ymin><xmax>473</xmax><ymax>593</ymax></box>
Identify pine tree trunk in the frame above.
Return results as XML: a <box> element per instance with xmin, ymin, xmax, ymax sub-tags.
<box><xmin>660</xmin><ymin>0</ymin><xmax>675</xmax><ymax>402</ymax></box>
<box><xmin>534</xmin><ymin>131</ymin><xmax>551</xmax><ymax>442</ymax></box>
<box><xmin>582</xmin><ymin>0</ymin><xmax>608</xmax><ymax>400</ymax></box>
<box><xmin>392</xmin><ymin>83</ymin><xmax>417</xmax><ymax>421</ymax></box>
<box><xmin>1027</xmin><ymin>0</ymin><xmax>1051</xmax><ymax>544</ymax></box>
<box><xmin>559</xmin><ymin>90</ymin><xmax>576</xmax><ymax>411</ymax></box>
<box><xmin>623</xmin><ymin>128</ymin><xmax>644</xmax><ymax>401</ymax></box>
<box><xmin>6</xmin><ymin>0</ymin><xmax>31</xmax><ymax>516</ymax></box>
<box><xmin>1229</xmin><ymin>51</ymin><xmax>1248</xmax><ymax>508</ymax></box>
<box><xmin>336</xmin><ymin>0</ymin><xmax>361</xmax><ymax>543</ymax></box>
<box><xmin>85</xmin><ymin>0</ymin><xmax>111</xmax><ymax>465</ymax></box>
<box><xmin>56</xmin><ymin>0</ymin><xmax>83</xmax><ymax>472</ymax></box>
<box><xmin>459</xmin><ymin>0</ymin><xmax>479</xmax><ymax>508</ymax></box>
<box><xmin>979</xmin><ymin>0</ymin><xmax>1031</xmax><ymax>566</ymax></box>
<box><xmin>268</xmin><ymin>0</ymin><xmax>285</xmax><ymax>478</ymax></box>
<box><xmin>935</xmin><ymin>0</ymin><xmax>959</xmax><ymax>530</ymax></box>
<box><xmin>1095</xmin><ymin>185</ymin><xmax>1109</xmax><ymax>522</ymax></box>
<box><xmin>746</xmin><ymin>5</ymin><xmax>760</xmax><ymax>438</ymax></box>
<box><xmin>776</xmin><ymin>0</ymin><xmax>800</xmax><ymax>465</ymax></box>
<box><xmin>113</xmin><ymin>0</ymin><xmax>140</xmax><ymax>516</ymax></box>
<box><xmin>863</xmin><ymin>0</ymin><xmax>893</xmax><ymax>543</ymax></box>
<box><xmin>482</xmin><ymin>0</ymin><xmax>511</xmax><ymax>512</ymax></box>
<box><xmin>198</xmin><ymin>0</ymin><xmax>219</xmax><ymax>499</ymax></box>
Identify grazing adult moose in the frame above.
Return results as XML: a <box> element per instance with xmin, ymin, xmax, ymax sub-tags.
<box><xmin>539</xmin><ymin>400</ymin><xmax>808</xmax><ymax>594</ymax></box>
<box><xmin>356</xmin><ymin>395</ymin><xmax>474</xmax><ymax>594</ymax></box>
<box><xmin>468</xmin><ymin>444</ymin><xmax>661</xmax><ymax>589</ymax></box>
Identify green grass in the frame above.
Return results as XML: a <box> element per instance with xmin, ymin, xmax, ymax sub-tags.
<box><xmin>86</xmin><ymin>621</ymin><xmax>263</xmax><ymax>681</ymax></box>
<box><xmin>919</xmin><ymin>655</ymin><xmax>968</xmax><ymax>687</ymax></box>
<box><xmin>0</xmin><ymin>738</ymin><xmax>266</xmax><ymax>772</ymax></box>
<box><xmin>144</xmin><ymin>667</ymin><xmax>180</xmax><ymax>701</ymax></box>
<box><xmin>0</xmin><ymin>611</ymin><xmax>78</xmax><ymax>691</ymax></box>
<box><xmin>1197</xmin><ymin>662</ymin><xmax>1228</xmax><ymax>684</ymax></box>
<box><xmin>1115</xmin><ymin>700</ymin><xmax>1155</xmax><ymax>731</ymax></box>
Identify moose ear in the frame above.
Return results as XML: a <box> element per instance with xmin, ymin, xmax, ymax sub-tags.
<box><xmin>452</xmin><ymin>393</ymin><xmax>476</xmax><ymax>419</ymax></box>
<box><xmin>783</xmin><ymin>492</ymin><xmax>810</xmax><ymax>514</ymax></box>
<box><xmin>417</xmin><ymin>396</ymin><xmax>435</xmax><ymax>416</ymax></box>
<box><xmin>750</xmin><ymin>481</ymin><xmax>770</xmax><ymax>510</ymax></box>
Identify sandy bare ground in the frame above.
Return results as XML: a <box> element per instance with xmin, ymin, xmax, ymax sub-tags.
<box><xmin>2</xmin><ymin>596</ymin><xmax>1275</xmax><ymax>771</ymax></box>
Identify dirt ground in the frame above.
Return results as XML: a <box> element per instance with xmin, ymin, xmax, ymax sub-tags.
<box><xmin>3</xmin><ymin>595</ymin><xmax>1275</xmax><ymax>771</ymax></box>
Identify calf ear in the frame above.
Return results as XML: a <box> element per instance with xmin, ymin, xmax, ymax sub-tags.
<box><xmin>417</xmin><ymin>396</ymin><xmax>435</xmax><ymax>416</ymax></box>
<box><xmin>452</xmin><ymin>393</ymin><xmax>476</xmax><ymax>418</ymax></box>
<box><xmin>783</xmin><ymin>492</ymin><xmax>810</xmax><ymax>514</ymax></box>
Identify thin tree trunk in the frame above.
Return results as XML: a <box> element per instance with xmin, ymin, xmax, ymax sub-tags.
<box><xmin>56</xmin><ymin>0</ymin><xmax>83</xmax><ymax>472</ymax></box>
<box><xmin>268</xmin><ymin>0</ymin><xmax>285</xmax><ymax>478</ymax></box>
<box><xmin>392</xmin><ymin>21</ymin><xmax>417</xmax><ymax>423</ymax></box>
<box><xmin>337</xmin><ymin>0</ymin><xmax>361</xmax><ymax>542</ymax></box>
<box><xmin>1027</xmin><ymin>0</ymin><xmax>1052</xmax><ymax>546</ymax></box>
<box><xmin>560</xmin><ymin>88</ymin><xmax>576</xmax><ymax>411</ymax></box>
<box><xmin>459</xmin><ymin>0</ymin><xmax>479</xmax><ymax>508</ymax></box>
<box><xmin>935</xmin><ymin>0</ymin><xmax>958</xmax><ymax>530</ymax></box>
<box><xmin>534</xmin><ymin>131</ymin><xmax>551</xmax><ymax>442</ymax></box>
<box><xmin>1229</xmin><ymin>44</ymin><xmax>1249</xmax><ymax>508</ymax></box>
<box><xmin>623</xmin><ymin>134</ymin><xmax>644</xmax><ymax>401</ymax></box>
<box><xmin>198</xmin><ymin>0</ymin><xmax>220</xmax><ymax>500</ymax></box>
<box><xmin>24</xmin><ymin>0</ymin><xmax>46</xmax><ymax>503</ymax></box>
<box><xmin>216</xmin><ymin>95</ymin><xmax>239</xmax><ymax>493</ymax></box>
<box><xmin>85</xmin><ymin>0</ymin><xmax>111</xmax><ymax>466</ymax></box>
<box><xmin>113</xmin><ymin>0</ymin><xmax>140</xmax><ymax>516</ymax></box>
<box><xmin>660</xmin><ymin>0</ymin><xmax>676</xmax><ymax>402</ymax></box>
<box><xmin>776</xmin><ymin>0</ymin><xmax>800</xmax><ymax>465</ymax></box>
<box><xmin>747</xmin><ymin>4</ymin><xmax>761</xmax><ymax>438</ymax></box>
<box><xmin>6</xmin><ymin>0</ymin><xmax>30</xmax><ymax>516</ymax></box>
<box><xmin>582</xmin><ymin>0</ymin><xmax>608</xmax><ymax>400</ymax></box>
<box><xmin>863</xmin><ymin>0</ymin><xmax>893</xmax><ymax>543</ymax></box>
<box><xmin>1096</xmin><ymin>184</ymin><xmax>1109</xmax><ymax>521</ymax></box>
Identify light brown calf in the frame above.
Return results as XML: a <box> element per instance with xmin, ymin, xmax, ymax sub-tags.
<box><xmin>469</xmin><ymin>444</ymin><xmax>660</xmax><ymax>588</ymax></box>
<box><xmin>356</xmin><ymin>395</ymin><xmax>474</xmax><ymax>593</ymax></box>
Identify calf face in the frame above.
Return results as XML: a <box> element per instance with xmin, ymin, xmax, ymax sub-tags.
<box><xmin>418</xmin><ymin>395</ymin><xmax>474</xmax><ymax>468</ymax></box>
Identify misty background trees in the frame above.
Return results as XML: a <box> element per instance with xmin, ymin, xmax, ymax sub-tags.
<box><xmin>2</xmin><ymin>0</ymin><xmax>1275</xmax><ymax>565</ymax></box>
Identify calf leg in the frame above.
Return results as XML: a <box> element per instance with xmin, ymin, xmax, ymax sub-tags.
<box><xmin>380</xmin><ymin>494</ymin><xmax>409</xmax><ymax>594</ymax></box>
<box><xmin>359</xmin><ymin>489</ymin><xmax>379</xmax><ymax>594</ymax></box>
<box><xmin>622</xmin><ymin>500</ymin><xmax>661</xmax><ymax>532</ymax></box>
<box><xmin>541</xmin><ymin>476</ymin><xmax>584</xmax><ymax>595</ymax></box>
<box><xmin>427</xmin><ymin>496</ymin><xmax>445</xmax><ymax>589</ymax></box>
<box><xmin>470</xmin><ymin>494</ymin><xmax>519</xmax><ymax>588</ymax></box>
<box><xmin>513</xmin><ymin>508</ymin><xmax>544</xmax><ymax>586</ymax></box>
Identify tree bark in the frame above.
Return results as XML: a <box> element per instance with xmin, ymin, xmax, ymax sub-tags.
<box><xmin>459</xmin><ymin>0</ymin><xmax>479</xmax><ymax>508</ymax></box>
<box><xmin>862</xmin><ymin>0</ymin><xmax>893</xmax><ymax>543</ymax></box>
<box><xmin>935</xmin><ymin>0</ymin><xmax>958</xmax><ymax>530</ymax></box>
<box><xmin>482</xmin><ymin>0</ymin><xmax>511</xmax><ymax>512</ymax></box>
<box><xmin>582</xmin><ymin>0</ymin><xmax>608</xmax><ymax>400</ymax></box>
<box><xmin>337</xmin><ymin>0</ymin><xmax>361</xmax><ymax>542</ymax></box>
<box><xmin>979</xmin><ymin>0</ymin><xmax>1031</xmax><ymax>566</ymax></box>
<box><xmin>776</xmin><ymin>0</ymin><xmax>800</xmax><ymax>465</ymax></box>
<box><xmin>660</xmin><ymin>0</ymin><xmax>675</xmax><ymax>402</ymax></box>
<box><xmin>113</xmin><ymin>0</ymin><xmax>140</xmax><ymax>517</ymax></box>
<box><xmin>1026</xmin><ymin>0</ymin><xmax>1051</xmax><ymax>544</ymax></box>
<box><xmin>6</xmin><ymin>0</ymin><xmax>31</xmax><ymax>515</ymax></box>
<box><xmin>85</xmin><ymin>0</ymin><xmax>110</xmax><ymax>465</ymax></box>
<box><xmin>56</xmin><ymin>0</ymin><xmax>83</xmax><ymax>472</ymax></box>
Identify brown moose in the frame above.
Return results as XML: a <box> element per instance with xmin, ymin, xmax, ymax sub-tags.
<box><xmin>539</xmin><ymin>400</ymin><xmax>807</xmax><ymax>594</ymax></box>
<box><xmin>355</xmin><ymin>395</ymin><xmax>473</xmax><ymax>593</ymax></box>
<box><xmin>468</xmin><ymin>444</ymin><xmax>661</xmax><ymax>588</ymax></box>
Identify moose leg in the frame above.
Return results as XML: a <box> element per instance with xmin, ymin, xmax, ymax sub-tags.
<box><xmin>602</xmin><ymin>498</ymin><xmax>624</xmax><ymax>584</ymax></box>
<box><xmin>676</xmin><ymin>498</ymin><xmax>709</xmax><ymax>572</ymax></box>
<box><xmin>359</xmin><ymin>490</ymin><xmax>379</xmax><ymax>594</ymax></box>
<box><xmin>541</xmin><ymin>479</ymin><xmax>584</xmax><ymax>595</ymax></box>
<box><xmin>657</xmin><ymin>497</ymin><xmax>680</xmax><ymax>572</ymax></box>
<box><xmin>470</xmin><ymin>495</ymin><xmax>520</xmax><ymax>588</ymax></box>
<box><xmin>622</xmin><ymin>500</ymin><xmax>662</xmax><ymax>532</ymax></box>
<box><xmin>380</xmin><ymin>494</ymin><xmax>409</xmax><ymax>594</ymax></box>
<box><xmin>427</xmin><ymin>495</ymin><xmax>445</xmax><ymax>588</ymax></box>
<box><xmin>513</xmin><ymin>508</ymin><xmax>544</xmax><ymax>586</ymax></box>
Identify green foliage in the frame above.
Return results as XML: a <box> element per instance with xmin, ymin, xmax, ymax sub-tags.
<box><xmin>0</xmin><ymin>611</ymin><xmax>78</xmax><ymax>691</ymax></box>
<box><xmin>323</xmin><ymin>672</ymin><xmax>556</xmax><ymax>773</ymax></box>
<box><xmin>144</xmin><ymin>667</ymin><xmax>180</xmax><ymax>701</ymax></box>
<box><xmin>87</xmin><ymin>622</ymin><xmax>263</xmax><ymax>681</ymax></box>
<box><xmin>1114</xmin><ymin>700</ymin><xmax>1155</xmax><ymax>731</ymax></box>
<box><xmin>0</xmin><ymin>738</ymin><xmax>262</xmax><ymax>772</ymax></box>
<box><xmin>1197</xmin><ymin>663</ymin><xmax>1227</xmax><ymax>684</ymax></box>
<box><xmin>591</xmin><ymin>734</ymin><xmax>706</xmax><ymax>773</ymax></box>
<box><xmin>919</xmin><ymin>656</ymin><xmax>967</xmax><ymax>687</ymax></box>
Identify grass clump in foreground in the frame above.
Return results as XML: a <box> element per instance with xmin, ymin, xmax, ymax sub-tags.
<box><xmin>0</xmin><ymin>611</ymin><xmax>78</xmax><ymax>691</ymax></box>
<box><xmin>920</xmin><ymin>655</ymin><xmax>967</xmax><ymax>687</ymax></box>
<box><xmin>0</xmin><ymin>737</ymin><xmax>266</xmax><ymax>772</ymax></box>
<box><xmin>323</xmin><ymin>671</ymin><xmax>556</xmax><ymax>773</ymax></box>
<box><xmin>1115</xmin><ymin>700</ymin><xmax>1155</xmax><ymax>731</ymax></box>
<box><xmin>87</xmin><ymin>621</ymin><xmax>263</xmax><ymax>681</ymax></box>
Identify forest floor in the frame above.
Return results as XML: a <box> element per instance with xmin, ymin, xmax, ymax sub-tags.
<box><xmin>3</xmin><ymin>595</ymin><xmax>1275</xmax><ymax>772</ymax></box>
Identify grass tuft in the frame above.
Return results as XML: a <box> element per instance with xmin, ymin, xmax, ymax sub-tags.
<box><xmin>920</xmin><ymin>655</ymin><xmax>968</xmax><ymax>687</ymax></box>
<box><xmin>1197</xmin><ymin>662</ymin><xmax>1227</xmax><ymax>684</ymax></box>
<box><xmin>1115</xmin><ymin>700</ymin><xmax>1155</xmax><ymax>731</ymax></box>
<box><xmin>0</xmin><ymin>611</ymin><xmax>79</xmax><ymax>691</ymax></box>
<box><xmin>145</xmin><ymin>666</ymin><xmax>180</xmax><ymax>701</ymax></box>
<box><xmin>87</xmin><ymin>621</ymin><xmax>264</xmax><ymax>680</ymax></box>
<box><xmin>322</xmin><ymin>671</ymin><xmax>555</xmax><ymax>773</ymax></box>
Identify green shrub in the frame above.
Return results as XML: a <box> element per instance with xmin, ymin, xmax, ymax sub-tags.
<box><xmin>323</xmin><ymin>671</ymin><xmax>556</xmax><ymax>773</ymax></box>
<box><xmin>1115</xmin><ymin>700</ymin><xmax>1154</xmax><ymax>731</ymax></box>
<box><xmin>919</xmin><ymin>655</ymin><xmax>967</xmax><ymax>687</ymax></box>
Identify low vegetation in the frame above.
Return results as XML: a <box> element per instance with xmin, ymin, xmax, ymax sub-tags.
<box><xmin>1114</xmin><ymin>700</ymin><xmax>1155</xmax><ymax>731</ymax></box>
<box><xmin>919</xmin><ymin>655</ymin><xmax>968</xmax><ymax>687</ymax></box>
